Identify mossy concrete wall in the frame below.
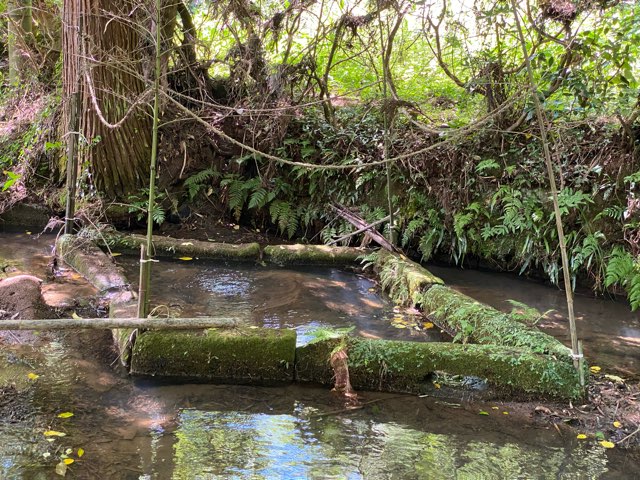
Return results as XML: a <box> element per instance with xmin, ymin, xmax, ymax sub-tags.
<box><xmin>296</xmin><ymin>337</ymin><xmax>582</xmax><ymax>399</ymax></box>
<box><xmin>57</xmin><ymin>234</ymin><xmax>583</xmax><ymax>398</ymax></box>
<box><xmin>263</xmin><ymin>244</ymin><xmax>365</xmax><ymax>265</ymax></box>
<box><xmin>103</xmin><ymin>233</ymin><xmax>261</xmax><ymax>262</ymax></box>
<box><xmin>131</xmin><ymin>327</ymin><xmax>296</xmax><ymax>384</ymax></box>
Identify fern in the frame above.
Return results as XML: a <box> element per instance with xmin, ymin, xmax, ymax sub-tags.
<box><xmin>184</xmin><ymin>168</ymin><xmax>219</xmax><ymax>200</ymax></box>
<box><xmin>604</xmin><ymin>247</ymin><xmax>634</xmax><ymax>288</ymax></box>
<box><xmin>270</xmin><ymin>200</ymin><xmax>298</xmax><ymax>238</ymax></box>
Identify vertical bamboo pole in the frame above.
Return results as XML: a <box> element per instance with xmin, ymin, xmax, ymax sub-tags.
<box><xmin>138</xmin><ymin>0</ymin><xmax>162</xmax><ymax>318</ymax></box>
<box><xmin>64</xmin><ymin>90</ymin><xmax>79</xmax><ymax>235</ymax></box>
<box><xmin>510</xmin><ymin>0</ymin><xmax>582</xmax><ymax>383</ymax></box>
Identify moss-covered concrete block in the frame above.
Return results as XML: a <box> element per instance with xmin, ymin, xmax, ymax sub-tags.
<box><xmin>374</xmin><ymin>250</ymin><xmax>444</xmax><ymax>305</ymax></box>
<box><xmin>418</xmin><ymin>284</ymin><xmax>572</xmax><ymax>360</ymax></box>
<box><xmin>57</xmin><ymin>234</ymin><xmax>130</xmax><ymax>293</ymax></box>
<box><xmin>296</xmin><ymin>338</ymin><xmax>582</xmax><ymax>399</ymax></box>
<box><xmin>263</xmin><ymin>244</ymin><xmax>365</xmax><ymax>266</ymax></box>
<box><xmin>102</xmin><ymin>233</ymin><xmax>261</xmax><ymax>262</ymax></box>
<box><xmin>130</xmin><ymin>327</ymin><xmax>297</xmax><ymax>384</ymax></box>
<box><xmin>0</xmin><ymin>203</ymin><xmax>51</xmax><ymax>229</ymax></box>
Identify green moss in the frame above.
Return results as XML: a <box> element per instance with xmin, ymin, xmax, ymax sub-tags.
<box><xmin>130</xmin><ymin>327</ymin><xmax>296</xmax><ymax>384</ymax></box>
<box><xmin>418</xmin><ymin>285</ymin><xmax>572</xmax><ymax>360</ymax></box>
<box><xmin>102</xmin><ymin>233</ymin><xmax>261</xmax><ymax>262</ymax></box>
<box><xmin>57</xmin><ymin>234</ymin><xmax>130</xmax><ymax>292</ymax></box>
<box><xmin>263</xmin><ymin>244</ymin><xmax>365</xmax><ymax>266</ymax></box>
<box><xmin>296</xmin><ymin>337</ymin><xmax>582</xmax><ymax>399</ymax></box>
<box><xmin>374</xmin><ymin>250</ymin><xmax>444</xmax><ymax>305</ymax></box>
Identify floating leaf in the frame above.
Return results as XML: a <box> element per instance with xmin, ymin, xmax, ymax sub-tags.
<box><xmin>57</xmin><ymin>412</ymin><xmax>74</xmax><ymax>419</ymax></box>
<box><xmin>599</xmin><ymin>440</ymin><xmax>615</xmax><ymax>449</ymax></box>
<box><xmin>77</xmin><ymin>448</ymin><xmax>84</xmax><ymax>457</ymax></box>
<box><xmin>589</xmin><ymin>366</ymin><xmax>601</xmax><ymax>374</ymax></box>
<box><xmin>392</xmin><ymin>323</ymin><xmax>407</xmax><ymax>329</ymax></box>
<box><xmin>576</xmin><ymin>434</ymin><xmax>587</xmax><ymax>439</ymax></box>
<box><xmin>42</xmin><ymin>452</ymin><xmax>51</xmax><ymax>458</ymax></box>
<box><xmin>595</xmin><ymin>431</ymin><xmax>605</xmax><ymax>440</ymax></box>
<box><xmin>502</xmin><ymin>412</ymin><xmax>509</xmax><ymax>415</ymax></box>
<box><xmin>55</xmin><ymin>461</ymin><xmax>67</xmax><ymax>476</ymax></box>
<box><xmin>65</xmin><ymin>448</ymin><xmax>73</xmax><ymax>455</ymax></box>
<box><xmin>26</xmin><ymin>231</ymin><xmax>32</xmax><ymax>235</ymax></box>
<box><xmin>478</xmin><ymin>411</ymin><xmax>489</xmax><ymax>416</ymax></box>
<box><xmin>43</xmin><ymin>430</ymin><xmax>66</xmax><ymax>437</ymax></box>
<box><xmin>233</xmin><ymin>225</ymin><xmax>240</xmax><ymax>230</ymax></box>
<box><xmin>63</xmin><ymin>458</ymin><xmax>74</xmax><ymax>465</ymax></box>
<box><xmin>110</xmin><ymin>252</ymin><xmax>122</xmax><ymax>257</ymax></box>
<box><xmin>27</xmin><ymin>372</ymin><xmax>40</xmax><ymax>380</ymax></box>
<box><xmin>178</xmin><ymin>257</ymin><xmax>193</xmax><ymax>261</ymax></box>
<box><xmin>180</xmin><ymin>242</ymin><xmax>193</xmax><ymax>246</ymax></box>
<box><xmin>613</xmin><ymin>421</ymin><xmax>622</xmax><ymax>428</ymax></box>
<box><xmin>71</xmin><ymin>311</ymin><xmax>82</xmax><ymax>320</ymax></box>
<box><xmin>491</xmin><ymin>406</ymin><xmax>499</xmax><ymax>410</ymax></box>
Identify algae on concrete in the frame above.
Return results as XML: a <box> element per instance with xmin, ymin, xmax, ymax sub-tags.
<box><xmin>131</xmin><ymin>327</ymin><xmax>297</xmax><ymax>384</ymax></box>
<box><xmin>263</xmin><ymin>244</ymin><xmax>365</xmax><ymax>266</ymax></box>
<box><xmin>373</xmin><ymin>250</ymin><xmax>444</xmax><ymax>305</ymax></box>
<box><xmin>418</xmin><ymin>284</ymin><xmax>572</xmax><ymax>360</ymax></box>
<box><xmin>295</xmin><ymin>337</ymin><xmax>583</xmax><ymax>399</ymax></box>
<box><xmin>103</xmin><ymin>233</ymin><xmax>261</xmax><ymax>262</ymax></box>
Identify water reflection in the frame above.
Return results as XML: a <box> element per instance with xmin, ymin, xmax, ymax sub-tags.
<box><xmin>120</xmin><ymin>258</ymin><xmax>448</xmax><ymax>345</ymax></box>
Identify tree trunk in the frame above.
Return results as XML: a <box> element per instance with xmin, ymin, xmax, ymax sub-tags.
<box><xmin>7</xmin><ymin>0</ymin><xmax>33</xmax><ymax>84</ymax></box>
<box><xmin>63</xmin><ymin>0</ymin><xmax>153</xmax><ymax>198</ymax></box>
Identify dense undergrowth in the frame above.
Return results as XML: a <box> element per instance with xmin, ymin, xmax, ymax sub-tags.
<box><xmin>1</xmin><ymin>0</ymin><xmax>640</xmax><ymax>307</ymax></box>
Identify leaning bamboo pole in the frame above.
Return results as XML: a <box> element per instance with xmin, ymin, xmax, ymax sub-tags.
<box><xmin>510</xmin><ymin>0</ymin><xmax>583</xmax><ymax>385</ymax></box>
<box><xmin>0</xmin><ymin>317</ymin><xmax>239</xmax><ymax>330</ymax></box>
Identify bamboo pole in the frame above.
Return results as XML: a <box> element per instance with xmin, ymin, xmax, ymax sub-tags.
<box><xmin>0</xmin><ymin>317</ymin><xmax>239</xmax><ymax>330</ymax></box>
<box><xmin>138</xmin><ymin>0</ymin><xmax>163</xmax><ymax>318</ymax></box>
<box><xmin>510</xmin><ymin>0</ymin><xmax>582</xmax><ymax>381</ymax></box>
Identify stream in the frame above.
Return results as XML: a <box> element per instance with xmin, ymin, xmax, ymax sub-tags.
<box><xmin>0</xmin><ymin>232</ymin><xmax>639</xmax><ymax>478</ymax></box>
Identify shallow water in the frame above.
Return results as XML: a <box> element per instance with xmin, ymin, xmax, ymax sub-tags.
<box><xmin>118</xmin><ymin>257</ymin><xmax>447</xmax><ymax>345</ymax></box>
<box><xmin>427</xmin><ymin>264</ymin><xmax>640</xmax><ymax>377</ymax></box>
<box><xmin>1</xmin><ymin>233</ymin><xmax>639</xmax><ymax>478</ymax></box>
<box><xmin>2</xmin><ymin>331</ymin><xmax>638</xmax><ymax>479</ymax></box>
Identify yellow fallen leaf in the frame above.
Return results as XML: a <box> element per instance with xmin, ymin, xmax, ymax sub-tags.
<box><xmin>63</xmin><ymin>458</ymin><xmax>74</xmax><ymax>465</ymax></box>
<box><xmin>110</xmin><ymin>252</ymin><xmax>122</xmax><ymax>257</ymax></box>
<box><xmin>180</xmin><ymin>242</ymin><xmax>193</xmax><ymax>246</ymax></box>
<box><xmin>77</xmin><ymin>448</ymin><xmax>84</xmax><ymax>457</ymax></box>
<box><xmin>43</xmin><ymin>430</ymin><xmax>66</xmax><ymax>437</ymax></box>
<box><xmin>423</xmin><ymin>322</ymin><xmax>434</xmax><ymax>329</ymax></box>
<box><xmin>392</xmin><ymin>324</ymin><xmax>407</xmax><ymax>329</ymax></box>
<box><xmin>178</xmin><ymin>257</ymin><xmax>193</xmax><ymax>261</ymax></box>
<box><xmin>599</xmin><ymin>440</ymin><xmax>615</xmax><ymax>449</ymax></box>
<box><xmin>589</xmin><ymin>366</ymin><xmax>601</xmax><ymax>374</ymax></box>
<box><xmin>27</xmin><ymin>372</ymin><xmax>40</xmax><ymax>380</ymax></box>
<box><xmin>65</xmin><ymin>448</ymin><xmax>73</xmax><ymax>455</ymax></box>
<box><xmin>604</xmin><ymin>374</ymin><xmax>625</xmax><ymax>384</ymax></box>
<box><xmin>26</xmin><ymin>231</ymin><xmax>32</xmax><ymax>235</ymax></box>
<box><xmin>233</xmin><ymin>225</ymin><xmax>240</xmax><ymax>230</ymax></box>
<box><xmin>576</xmin><ymin>434</ymin><xmax>587</xmax><ymax>439</ymax></box>
<box><xmin>71</xmin><ymin>311</ymin><xmax>82</xmax><ymax>320</ymax></box>
<box><xmin>433</xmin><ymin>382</ymin><xmax>441</xmax><ymax>389</ymax></box>
<box><xmin>55</xmin><ymin>461</ymin><xmax>68</xmax><ymax>476</ymax></box>
<box><xmin>491</xmin><ymin>406</ymin><xmax>499</xmax><ymax>410</ymax></box>
<box><xmin>57</xmin><ymin>412</ymin><xmax>74</xmax><ymax>419</ymax></box>
<box><xmin>613</xmin><ymin>421</ymin><xmax>622</xmax><ymax>428</ymax></box>
<box><xmin>502</xmin><ymin>411</ymin><xmax>509</xmax><ymax>415</ymax></box>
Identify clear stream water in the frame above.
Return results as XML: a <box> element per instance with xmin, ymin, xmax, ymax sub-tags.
<box><xmin>0</xmin><ymin>233</ymin><xmax>639</xmax><ymax>479</ymax></box>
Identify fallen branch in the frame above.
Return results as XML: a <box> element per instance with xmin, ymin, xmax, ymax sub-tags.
<box><xmin>0</xmin><ymin>317</ymin><xmax>239</xmax><ymax>330</ymax></box>
<box><xmin>331</xmin><ymin>204</ymin><xmax>397</xmax><ymax>252</ymax></box>
<box><xmin>328</xmin><ymin>214</ymin><xmax>391</xmax><ymax>245</ymax></box>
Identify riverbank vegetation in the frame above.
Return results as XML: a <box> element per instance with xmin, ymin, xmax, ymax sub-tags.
<box><xmin>1</xmin><ymin>0</ymin><xmax>639</xmax><ymax>307</ymax></box>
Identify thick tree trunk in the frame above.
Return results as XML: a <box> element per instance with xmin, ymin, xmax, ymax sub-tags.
<box><xmin>63</xmin><ymin>0</ymin><xmax>153</xmax><ymax>198</ymax></box>
<box><xmin>7</xmin><ymin>0</ymin><xmax>33</xmax><ymax>83</ymax></box>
